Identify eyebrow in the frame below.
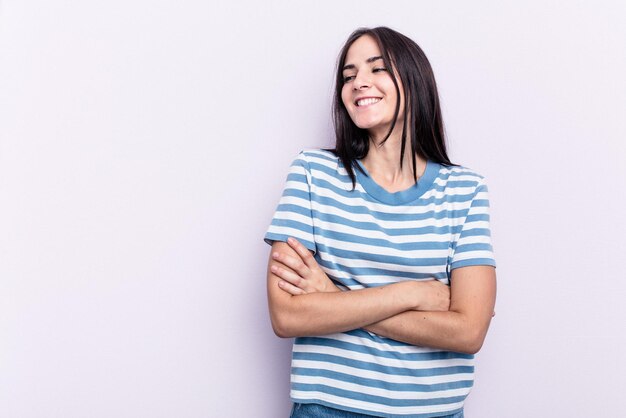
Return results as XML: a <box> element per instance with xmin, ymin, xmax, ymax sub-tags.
<box><xmin>342</xmin><ymin>56</ymin><xmax>383</xmax><ymax>71</ymax></box>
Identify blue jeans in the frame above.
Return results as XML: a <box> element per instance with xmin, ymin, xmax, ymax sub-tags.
<box><xmin>289</xmin><ymin>403</ymin><xmax>464</xmax><ymax>418</ymax></box>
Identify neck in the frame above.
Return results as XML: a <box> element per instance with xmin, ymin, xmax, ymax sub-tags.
<box><xmin>361</xmin><ymin>125</ymin><xmax>427</xmax><ymax>186</ymax></box>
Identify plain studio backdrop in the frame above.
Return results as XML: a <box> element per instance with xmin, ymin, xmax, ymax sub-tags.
<box><xmin>1</xmin><ymin>1</ymin><xmax>625</xmax><ymax>417</ymax></box>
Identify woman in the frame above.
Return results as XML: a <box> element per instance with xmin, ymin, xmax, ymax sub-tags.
<box><xmin>264</xmin><ymin>26</ymin><xmax>496</xmax><ymax>418</ymax></box>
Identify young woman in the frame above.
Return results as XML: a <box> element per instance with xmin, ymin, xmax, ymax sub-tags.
<box><xmin>264</xmin><ymin>27</ymin><xmax>496</xmax><ymax>418</ymax></box>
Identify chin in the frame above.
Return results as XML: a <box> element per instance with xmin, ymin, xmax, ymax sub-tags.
<box><xmin>357</xmin><ymin>122</ymin><xmax>392</xmax><ymax>136</ymax></box>
<box><xmin>353</xmin><ymin>118</ymin><xmax>383</xmax><ymax>131</ymax></box>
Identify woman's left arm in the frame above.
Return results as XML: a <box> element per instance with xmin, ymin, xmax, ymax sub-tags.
<box><xmin>364</xmin><ymin>265</ymin><xmax>496</xmax><ymax>354</ymax></box>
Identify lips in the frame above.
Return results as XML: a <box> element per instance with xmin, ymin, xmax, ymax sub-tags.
<box><xmin>355</xmin><ymin>97</ymin><xmax>382</xmax><ymax>107</ymax></box>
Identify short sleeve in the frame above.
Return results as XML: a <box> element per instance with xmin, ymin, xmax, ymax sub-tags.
<box><xmin>263</xmin><ymin>152</ymin><xmax>317</xmax><ymax>254</ymax></box>
<box><xmin>450</xmin><ymin>179</ymin><xmax>496</xmax><ymax>270</ymax></box>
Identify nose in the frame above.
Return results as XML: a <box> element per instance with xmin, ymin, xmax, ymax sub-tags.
<box><xmin>353</xmin><ymin>70</ymin><xmax>371</xmax><ymax>90</ymax></box>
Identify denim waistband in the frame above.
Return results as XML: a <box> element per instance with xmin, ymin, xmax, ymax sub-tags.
<box><xmin>289</xmin><ymin>402</ymin><xmax>464</xmax><ymax>418</ymax></box>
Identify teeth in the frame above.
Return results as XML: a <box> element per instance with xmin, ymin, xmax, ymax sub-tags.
<box><xmin>357</xmin><ymin>98</ymin><xmax>381</xmax><ymax>107</ymax></box>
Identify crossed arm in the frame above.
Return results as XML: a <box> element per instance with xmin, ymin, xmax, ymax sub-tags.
<box><xmin>266</xmin><ymin>238</ymin><xmax>496</xmax><ymax>355</ymax></box>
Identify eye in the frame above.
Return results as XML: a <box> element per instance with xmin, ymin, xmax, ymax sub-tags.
<box><xmin>342</xmin><ymin>75</ymin><xmax>355</xmax><ymax>83</ymax></box>
<box><xmin>373</xmin><ymin>67</ymin><xmax>388</xmax><ymax>73</ymax></box>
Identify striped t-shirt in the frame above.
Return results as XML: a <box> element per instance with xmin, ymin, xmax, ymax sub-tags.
<box><xmin>264</xmin><ymin>149</ymin><xmax>495</xmax><ymax>417</ymax></box>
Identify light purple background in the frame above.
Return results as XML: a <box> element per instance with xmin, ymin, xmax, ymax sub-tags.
<box><xmin>1</xmin><ymin>1</ymin><xmax>625</xmax><ymax>417</ymax></box>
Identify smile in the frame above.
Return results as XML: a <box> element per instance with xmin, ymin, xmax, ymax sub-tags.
<box><xmin>356</xmin><ymin>97</ymin><xmax>381</xmax><ymax>107</ymax></box>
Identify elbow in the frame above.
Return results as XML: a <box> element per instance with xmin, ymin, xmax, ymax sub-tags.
<box><xmin>448</xmin><ymin>310</ymin><xmax>492</xmax><ymax>354</ymax></box>
<box><xmin>461</xmin><ymin>338</ymin><xmax>484</xmax><ymax>355</ymax></box>
<box><xmin>457</xmin><ymin>327</ymin><xmax>488</xmax><ymax>355</ymax></box>
<box><xmin>270</xmin><ymin>312</ymin><xmax>296</xmax><ymax>339</ymax></box>
<box><xmin>272</xmin><ymin>322</ymin><xmax>293</xmax><ymax>339</ymax></box>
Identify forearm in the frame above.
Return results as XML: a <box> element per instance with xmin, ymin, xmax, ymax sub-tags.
<box><xmin>364</xmin><ymin>266</ymin><xmax>497</xmax><ymax>354</ymax></box>
<box><xmin>364</xmin><ymin>310</ymin><xmax>489</xmax><ymax>354</ymax></box>
<box><xmin>270</xmin><ymin>282</ymin><xmax>415</xmax><ymax>338</ymax></box>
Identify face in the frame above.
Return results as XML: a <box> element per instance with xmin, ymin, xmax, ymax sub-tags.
<box><xmin>340</xmin><ymin>35</ymin><xmax>405</xmax><ymax>139</ymax></box>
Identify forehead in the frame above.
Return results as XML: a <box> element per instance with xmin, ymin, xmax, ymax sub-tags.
<box><xmin>344</xmin><ymin>35</ymin><xmax>382</xmax><ymax>65</ymax></box>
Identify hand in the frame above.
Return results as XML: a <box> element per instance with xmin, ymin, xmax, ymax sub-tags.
<box><xmin>411</xmin><ymin>280</ymin><xmax>450</xmax><ymax>312</ymax></box>
<box><xmin>270</xmin><ymin>237</ymin><xmax>341</xmax><ymax>295</ymax></box>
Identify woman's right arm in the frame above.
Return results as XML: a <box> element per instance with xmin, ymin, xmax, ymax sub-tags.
<box><xmin>267</xmin><ymin>241</ymin><xmax>427</xmax><ymax>338</ymax></box>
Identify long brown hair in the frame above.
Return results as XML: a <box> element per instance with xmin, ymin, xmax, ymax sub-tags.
<box><xmin>330</xmin><ymin>27</ymin><xmax>455</xmax><ymax>189</ymax></box>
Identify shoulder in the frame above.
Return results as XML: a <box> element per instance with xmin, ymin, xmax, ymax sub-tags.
<box><xmin>297</xmin><ymin>148</ymin><xmax>340</xmax><ymax>165</ymax></box>
<box><xmin>438</xmin><ymin>164</ymin><xmax>486</xmax><ymax>182</ymax></box>
<box><xmin>437</xmin><ymin>164</ymin><xmax>488</xmax><ymax>188</ymax></box>
<box><xmin>292</xmin><ymin>149</ymin><xmax>342</xmax><ymax>174</ymax></box>
<box><xmin>283</xmin><ymin>149</ymin><xmax>343</xmax><ymax>186</ymax></box>
<box><xmin>434</xmin><ymin>164</ymin><xmax>490</xmax><ymax>203</ymax></box>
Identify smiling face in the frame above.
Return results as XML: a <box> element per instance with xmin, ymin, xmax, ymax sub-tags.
<box><xmin>340</xmin><ymin>35</ymin><xmax>405</xmax><ymax>140</ymax></box>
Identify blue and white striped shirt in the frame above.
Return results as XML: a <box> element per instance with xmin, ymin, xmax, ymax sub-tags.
<box><xmin>264</xmin><ymin>149</ymin><xmax>495</xmax><ymax>417</ymax></box>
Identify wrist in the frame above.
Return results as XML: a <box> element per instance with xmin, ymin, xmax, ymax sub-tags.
<box><xmin>392</xmin><ymin>281</ymin><xmax>421</xmax><ymax>311</ymax></box>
